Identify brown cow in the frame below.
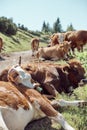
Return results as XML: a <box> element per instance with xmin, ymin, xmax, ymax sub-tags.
<box><xmin>64</xmin><ymin>30</ymin><xmax>87</xmax><ymax>54</ymax></box>
<box><xmin>0</xmin><ymin>37</ymin><xmax>3</xmax><ymax>53</ymax></box>
<box><xmin>1</xmin><ymin>65</ymin><xmax>87</xmax><ymax>130</ymax></box>
<box><xmin>0</xmin><ymin>59</ymin><xmax>87</xmax><ymax>97</ymax></box>
<box><xmin>31</xmin><ymin>38</ymin><xmax>39</xmax><ymax>57</ymax></box>
<box><xmin>49</xmin><ymin>33</ymin><xmax>65</xmax><ymax>46</ymax></box>
<box><xmin>37</xmin><ymin>41</ymin><xmax>71</xmax><ymax>61</ymax></box>
<box><xmin>22</xmin><ymin>59</ymin><xmax>87</xmax><ymax>96</ymax></box>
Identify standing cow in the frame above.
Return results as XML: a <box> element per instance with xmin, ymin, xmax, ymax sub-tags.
<box><xmin>64</xmin><ymin>30</ymin><xmax>87</xmax><ymax>54</ymax></box>
<box><xmin>31</xmin><ymin>38</ymin><xmax>39</xmax><ymax>57</ymax></box>
<box><xmin>0</xmin><ymin>37</ymin><xmax>3</xmax><ymax>56</ymax></box>
<box><xmin>49</xmin><ymin>33</ymin><xmax>65</xmax><ymax>46</ymax></box>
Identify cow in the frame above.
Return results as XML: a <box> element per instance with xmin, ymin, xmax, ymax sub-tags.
<box><xmin>37</xmin><ymin>41</ymin><xmax>71</xmax><ymax>61</ymax></box>
<box><xmin>0</xmin><ymin>64</ymin><xmax>87</xmax><ymax>130</ymax></box>
<box><xmin>31</xmin><ymin>38</ymin><xmax>39</xmax><ymax>57</ymax></box>
<box><xmin>49</xmin><ymin>33</ymin><xmax>65</xmax><ymax>47</ymax></box>
<box><xmin>0</xmin><ymin>37</ymin><xmax>3</xmax><ymax>56</ymax></box>
<box><xmin>64</xmin><ymin>30</ymin><xmax>87</xmax><ymax>54</ymax></box>
<box><xmin>22</xmin><ymin>59</ymin><xmax>87</xmax><ymax>97</ymax></box>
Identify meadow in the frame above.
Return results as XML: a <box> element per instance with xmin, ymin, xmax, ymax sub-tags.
<box><xmin>0</xmin><ymin>29</ymin><xmax>87</xmax><ymax>130</ymax></box>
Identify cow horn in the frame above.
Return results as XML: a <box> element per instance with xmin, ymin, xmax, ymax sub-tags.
<box><xmin>19</xmin><ymin>56</ymin><xmax>21</xmax><ymax>66</ymax></box>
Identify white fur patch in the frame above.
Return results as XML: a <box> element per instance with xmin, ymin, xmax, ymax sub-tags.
<box><xmin>58</xmin><ymin>33</ymin><xmax>64</xmax><ymax>43</ymax></box>
<box><xmin>8</xmin><ymin>66</ymin><xmax>35</xmax><ymax>88</ymax></box>
<box><xmin>0</xmin><ymin>101</ymin><xmax>45</xmax><ymax>130</ymax></box>
<box><xmin>51</xmin><ymin>113</ymin><xmax>75</xmax><ymax>130</ymax></box>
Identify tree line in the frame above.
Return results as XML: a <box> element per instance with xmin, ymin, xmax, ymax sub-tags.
<box><xmin>0</xmin><ymin>16</ymin><xmax>75</xmax><ymax>36</ymax></box>
<box><xmin>41</xmin><ymin>18</ymin><xmax>75</xmax><ymax>33</ymax></box>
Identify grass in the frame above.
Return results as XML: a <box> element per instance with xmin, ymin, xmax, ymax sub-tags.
<box><xmin>52</xmin><ymin>45</ymin><xmax>87</xmax><ymax>130</ymax></box>
<box><xmin>0</xmin><ymin>29</ymin><xmax>48</xmax><ymax>53</ymax></box>
<box><xmin>54</xmin><ymin>85</ymin><xmax>87</xmax><ymax>130</ymax></box>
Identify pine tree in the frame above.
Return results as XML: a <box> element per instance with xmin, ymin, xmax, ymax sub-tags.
<box><xmin>41</xmin><ymin>21</ymin><xmax>47</xmax><ymax>32</ymax></box>
<box><xmin>53</xmin><ymin>18</ymin><xmax>62</xmax><ymax>33</ymax></box>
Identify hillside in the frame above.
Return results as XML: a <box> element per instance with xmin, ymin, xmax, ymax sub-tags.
<box><xmin>0</xmin><ymin>29</ymin><xmax>50</xmax><ymax>53</ymax></box>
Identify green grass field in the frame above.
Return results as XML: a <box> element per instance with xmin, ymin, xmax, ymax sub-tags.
<box><xmin>0</xmin><ymin>29</ymin><xmax>49</xmax><ymax>53</ymax></box>
<box><xmin>0</xmin><ymin>29</ymin><xmax>87</xmax><ymax>130</ymax></box>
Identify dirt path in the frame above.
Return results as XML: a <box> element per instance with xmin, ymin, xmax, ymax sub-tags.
<box><xmin>0</xmin><ymin>50</ymin><xmax>33</xmax><ymax>72</ymax></box>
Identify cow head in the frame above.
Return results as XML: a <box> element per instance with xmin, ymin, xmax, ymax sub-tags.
<box><xmin>64</xmin><ymin>59</ymin><xmax>87</xmax><ymax>88</ymax></box>
<box><xmin>62</xmin><ymin>41</ymin><xmax>71</xmax><ymax>53</ymax></box>
<box><xmin>8</xmin><ymin>65</ymin><xmax>35</xmax><ymax>88</ymax></box>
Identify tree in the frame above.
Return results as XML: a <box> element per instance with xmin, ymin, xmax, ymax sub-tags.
<box><xmin>41</xmin><ymin>21</ymin><xmax>51</xmax><ymax>33</ymax></box>
<box><xmin>42</xmin><ymin>21</ymin><xmax>46</xmax><ymax>32</ymax></box>
<box><xmin>66</xmin><ymin>23</ymin><xmax>75</xmax><ymax>31</ymax></box>
<box><xmin>0</xmin><ymin>16</ymin><xmax>17</xmax><ymax>35</ymax></box>
<box><xmin>53</xmin><ymin>18</ymin><xmax>62</xmax><ymax>33</ymax></box>
<box><xmin>0</xmin><ymin>17</ymin><xmax>8</xmax><ymax>33</ymax></box>
<box><xmin>18</xmin><ymin>23</ymin><xmax>28</xmax><ymax>31</ymax></box>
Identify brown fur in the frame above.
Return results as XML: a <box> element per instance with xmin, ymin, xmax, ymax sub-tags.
<box><xmin>0</xmin><ymin>37</ymin><xmax>3</xmax><ymax>53</ymax></box>
<box><xmin>0</xmin><ymin>59</ymin><xmax>86</xmax><ymax>97</ymax></box>
<box><xmin>31</xmin><ymin>38</ymin><xmax>39</xmax><ymax>56</ymax></box>
<box><xmin>22</xmin><ymin>59</ymin><xmax>86</xmax><ymax>96</ymax></box>
<box><xmin>50</xmin><ymin>33</ymin><xmax>59</xmax><ymax>46</ymax></box>
<box><xmin>37</xmin><ymin>41</ymin><xmax>71</xmax><ymax>60</ymax></box>
<box><xmin>64</xmin><ymin>30</ymin><xmax>87</xmax><ymax>53</ymax></box>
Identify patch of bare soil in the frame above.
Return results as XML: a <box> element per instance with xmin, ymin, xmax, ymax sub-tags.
<box><xmin>0</xmin><ymin>51</ymin><xmax>33</xmax><ymax>73</ymax></box>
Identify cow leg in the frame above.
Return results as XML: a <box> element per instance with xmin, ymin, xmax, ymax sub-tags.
<box><xmin>43</xmin><ymin>83</ymin><xmax>58</xmax><ymax>97</ymax></box>
<box><xmin>51</xmin><ymin>99</ymin><xmax>87</xmax><ymax>107</ymax></box>
<box><xmin>0</xmin><ymin>110</ymin><xmax>9</xmax><ymax>130</ymax></box>
<box><xmin>32</xmin><ymin>98</ymin><xmax>74</xmax><ymax>130</ymax></box>
<box><xmin>50</xmin><ymin>112</ymin><xmax>75</xmax><ymax>130</ymax></box>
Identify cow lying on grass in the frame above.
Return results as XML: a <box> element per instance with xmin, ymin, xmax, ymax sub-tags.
<box><xmin>22</xmin><ymin>59</ymin><xmax>87</xmax><ymax>96</ymax></box>
<box><xmin>1</xmin><ymin>59</ymin><xmax>87</xmax><ymax>97</ymax></box>
<box><xmin>37</xmin><ymin>41</ymin><xmax>71</xmax><ymax>61</ymax></box>
<box><xmin>0</xmin><ymin>65</ymin><xmax>87</xmax><ymax>130</ymax></box>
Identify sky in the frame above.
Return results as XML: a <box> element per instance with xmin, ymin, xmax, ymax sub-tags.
<box><xmin>0</xmin><ymin>0</ymin><xmax>87</xmax><ymax>31</ymax></box>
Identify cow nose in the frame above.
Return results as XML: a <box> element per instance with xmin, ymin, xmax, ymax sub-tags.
<box><xmin>81</xmin><ymin>79</ymin><xmax>87</xmax><ymax>84</ymax></box>
<box><xmin>79</xmin><ymin>79</ymin><xmax>87</xmax><ymax>86</ymax></box>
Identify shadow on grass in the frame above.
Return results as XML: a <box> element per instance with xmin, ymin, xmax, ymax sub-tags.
<box><xmin>25</xmin><ymin>117</ymin><xmax>63</xmax><ymax>130</ymax></box>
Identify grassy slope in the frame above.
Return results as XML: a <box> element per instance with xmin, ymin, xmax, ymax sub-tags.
<box><xmin>0</xmin><ymin>30</ymin><xmax>87</xmax><ymax>130</ymax></box>
<box><xmin>0</xmin><ymin>29</ymin><xmax>49</xmax><ymax>53</ymax></box>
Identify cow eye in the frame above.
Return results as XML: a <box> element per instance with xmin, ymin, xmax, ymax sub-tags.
<box><xmin>13</xmin><ymin>72</ymin><xmax>19</xmax><ymax>79</ymax></box>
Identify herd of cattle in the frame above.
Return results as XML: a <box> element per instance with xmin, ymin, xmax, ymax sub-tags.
<box><xmin>31</xmin><ymin>30</ymin><xmax>87</xmax><ymax>60</ymax></box>
<box><xmin>0</xmin><ymin>30</ymin><xmax>87</xmax><ymax>130</ymax></box>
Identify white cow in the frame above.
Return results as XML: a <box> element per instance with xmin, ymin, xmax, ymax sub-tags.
<box><xmin>0</xmin><ymin>65</ymin><xmax>87</xmax><ymax>130</ymax></box>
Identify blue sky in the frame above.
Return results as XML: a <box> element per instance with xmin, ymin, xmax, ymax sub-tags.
<box><xmin>0</xmin><ymin>0</ymin><xmax>87</xmax><ymax>31</ymax></box>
